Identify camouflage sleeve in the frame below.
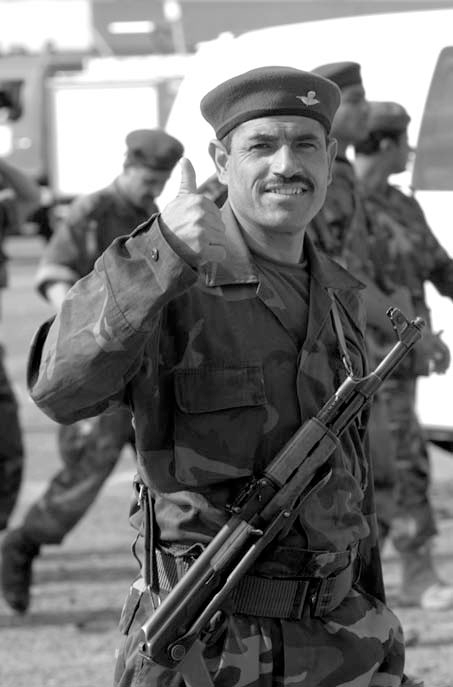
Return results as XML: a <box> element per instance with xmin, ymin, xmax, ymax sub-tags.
<box><xmin>27</xmin><ymin>217</ymin><xmax>198</xmax><ymax>424</ymax></box>
<box><xmin>34</xmin><ymin>194</ymin><xmax>106</xmax><ymax>298</ymax></box>
<box><xmin>423</xmin><ymin>225</ymin><xmax>453</xmax><ymax>299</ymax></box>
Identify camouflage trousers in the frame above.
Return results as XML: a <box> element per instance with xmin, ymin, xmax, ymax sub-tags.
<box><xmin>113</xmin><ymin>577</ymin><xmax>405</xmax><ymax>687</ymax></box>
<box><xmin>21</xmin><ymin>406</ymin><xmax>134</xmax><ymax>544</ymax></box>
<box><xmin>0</xmin><ymin>351</ymin><xmax>24</xmax><ymax>530</ymax></box>
<box><xmin>372</xmin><ymin>377</ymin><xmax>437</xmax><ymax>552</ymax></box>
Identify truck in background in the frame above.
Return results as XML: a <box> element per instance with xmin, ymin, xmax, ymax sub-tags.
<box><xmin>0</xmin><ymin>51</ymin><xmax>192</xmax><ymax>237</ymax></box>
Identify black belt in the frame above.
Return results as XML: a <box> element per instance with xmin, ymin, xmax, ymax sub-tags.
<box><xmin>154</xmin><ymin>548</ymin><xmax>354</xmax><ymax>620</ymax></box>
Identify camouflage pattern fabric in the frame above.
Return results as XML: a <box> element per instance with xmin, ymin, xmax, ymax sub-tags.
<box><xmin>20</xmin><ymin>181</ymin><xmax>150</xmax><ymax>545</ymax></box>
<box><xmin>0</xmin><ymin>190</ymin><xmax>25</xmax><ymax>530</ymax></box>
<box><xmin>0</xmin><ymin>349</ymin><xmax>24</xmax><ymax>530</ymax></box>
<box><xmin>308</xmin><ymin>157</ymin><xmax>375</xmax><ymax>283</ymax></box>
<box><xmin>35</xmin><ymin>180</ymin><xmax>153</xmax><ymax>297</ymax></box>
<box><xmin>20</xmin><ymin>407</ymin><xmax>133</xmax><ymax>544</ymax></box>
<box><xmin>360</xmin><ymin>184</ymin><xmax>453</xmax><ymax>551</ymax></box>
<box><xmin>378</xmin><ymin>378</ymin><xmax>436</xmax><ymax>551</ymax></box>
<box><xmin>27</xmin><ymin>201</ymin><xmax>405</xmax><ymax>685</ymax></box>
<box><xmin>113</xmin><ymin>579</ymin><xmax>404</xmax><ymax>687</ymax></box>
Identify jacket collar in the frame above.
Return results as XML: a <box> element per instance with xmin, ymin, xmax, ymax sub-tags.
<box><xmin>201</xmin><ymin>201</ymin><xmax>364</xmax><ymax>292</ymax></box>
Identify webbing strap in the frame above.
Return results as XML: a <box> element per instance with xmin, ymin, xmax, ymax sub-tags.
<box><xmin>154</xmin><ymin>549</ymin><xmax>354</xmax><ymax>619</ymax></box>
<box><xmin>328</xmin><ymin>288</ymin><xmax>354</xmax><ymax>376</ymax></box>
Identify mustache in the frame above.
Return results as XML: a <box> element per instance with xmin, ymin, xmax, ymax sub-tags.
<box><xmin>264</xmin><ymin>175</ymin><xmax>315</xmax><ymax>191</ymax></box>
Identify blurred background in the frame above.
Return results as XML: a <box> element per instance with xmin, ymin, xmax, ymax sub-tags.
<box><xmin>2</xmin><ymin>2</ymin><xmax>453</xmax><ymax>686</ymax></box>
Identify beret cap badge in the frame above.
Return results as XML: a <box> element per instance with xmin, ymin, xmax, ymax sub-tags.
<box><xmin>200</xmin><ymin>66</ymin><xmax>341</xmax><ymax>137</ymax></box>
<box><xmin>297</xmin><ymin>91</ymin><xmax>320</xmax><ymax>106</ymax></box>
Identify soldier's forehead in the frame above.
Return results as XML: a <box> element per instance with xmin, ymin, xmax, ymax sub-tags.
<box><xmin>234</xmin><ymin>115</ymin><xmax>325</xmax><ymax>137</ymax></box>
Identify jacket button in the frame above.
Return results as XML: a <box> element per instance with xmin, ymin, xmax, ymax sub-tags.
<box><xmin>150</xmin><ymin>248</ymin><xmax>159</xmax><ymax>261</ymax></box>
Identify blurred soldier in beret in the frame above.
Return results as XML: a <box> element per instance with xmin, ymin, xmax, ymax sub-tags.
<box><xmin>355</xmin><ymin>101</ymin><xmax>453</xmax><ymax>612</ymax></box>
<box><xmin>1</xmin><ymin>128</ymin><xmax>183</xmax><ymax>614</ymax></box>
<box><xmin>26</xmin><ymin>66</ymin><xmax>407</xmax><ymax>685</ymax></box>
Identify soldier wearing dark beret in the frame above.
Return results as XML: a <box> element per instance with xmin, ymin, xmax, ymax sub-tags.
<box><xmin>125</xmin><ymin>128</ymin><xmax>184</xmax><ymax>171</ymax></box>
<box><xmin>1</xmin><ymin>127</ymin><xmax>184</xmax><ymax>615</ymax></box>
<box><xmin>26</xmin><ymin>66</ymin><xmax>407</xmax><ymax>686</ymax></box>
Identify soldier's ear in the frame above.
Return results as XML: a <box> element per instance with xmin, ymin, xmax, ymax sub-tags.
<box><xmin>209</xmin><ymin>139</ymin><xmax>229</xmax><ymax>184</ymax></box>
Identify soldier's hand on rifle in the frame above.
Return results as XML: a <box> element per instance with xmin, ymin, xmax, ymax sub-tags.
<box><xmin>160</xmin><ymin>158</ymin><xmax>227</xmax><ymax>268</ymax></box>
<box><xmin>416</xmin><ymin>329</ymin><xmax>451</xmax><ymax>375</ymax></box>
<box><xmin>427</xmin><ymin>331</ymin><xmax>451</xmax><ymax>374</ymax></box>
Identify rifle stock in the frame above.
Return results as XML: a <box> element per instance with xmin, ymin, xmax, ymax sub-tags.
<box><xmin>138</xmin><ymin>308</ymin><xmax>425</xmax><ymax>670</ymax></box>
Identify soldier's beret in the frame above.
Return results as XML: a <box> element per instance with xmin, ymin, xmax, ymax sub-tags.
<box><xmin>367</xmin><ymin>101</ymin><xmax>411</xmax><ymax>134</ymax></box>
<box><xmin>125</xmin><ymin>129</ymin><xmax>184</xmax><ymax>171</ymax></box>
<box><xmin>312</xmin><ymin>61</ymin><xmax>362</xmax><ymax>90</ymax></box>
<box><xmin>200</xmin><ymin>65</ymin><xmax>341</xmax><ymax>138</ymax></box>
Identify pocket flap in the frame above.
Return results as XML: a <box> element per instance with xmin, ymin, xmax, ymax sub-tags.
<box><xmin>175</xmin><ymin>365</ymin><xmax>266</xmax><ymax>413</ymax></box>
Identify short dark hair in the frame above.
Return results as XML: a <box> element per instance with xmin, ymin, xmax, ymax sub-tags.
<box><xmin>355</xmin><ymin>130</ymin><xmax>404</xmax><ymax>156</ymax></box>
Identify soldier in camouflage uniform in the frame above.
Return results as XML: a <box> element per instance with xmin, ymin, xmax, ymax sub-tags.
<box><xmin>354</xmin><ymin>101</ymin><xmax>453</xmax><ymax>611</ymax></box>
<box><xmin>1</xmin><ymin>129</ymin><xmax>184</xmax><ymax>614</ymax></box>
<box><xmin>0</xmin><ymin>157</ymin><xmax>40</xmax><ymax>533</ymax></box>
<box><xmin>308</xmin><ymin>64</ymin><xmax>420</xmax><ymax>577</ymax></box>
<box><xmin>25</xmin><ymin>66</ymin><xmax>409</xmax><ymax>687</ymax></box>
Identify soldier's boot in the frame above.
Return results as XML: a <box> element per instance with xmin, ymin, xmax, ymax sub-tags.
<box><xmin>1</xmin><ymin>528</ymin><xmax>40</xmax><ymax>613</ymax></box>
<box><xmin>398</xmin><ymin>542</ymin><xmax>453</xmax><ymax>610</ymax></box>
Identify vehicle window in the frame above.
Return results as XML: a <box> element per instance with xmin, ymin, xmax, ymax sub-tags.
<box><xmin>0</xmin><ymin>79</ymin><xmax>24</xmax><ymax>121</ymax></box>
<box><xmin>412</xmin><ymin>46</ymin><xmax>453</xmax><ymax>190</ymax></box>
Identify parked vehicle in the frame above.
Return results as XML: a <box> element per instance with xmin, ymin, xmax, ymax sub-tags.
<box><xmin>0</xmin><ymin>52</ymin><xmax>192</xmax><ymax>234</ymax></box>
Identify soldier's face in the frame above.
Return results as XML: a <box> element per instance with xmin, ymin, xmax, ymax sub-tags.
<box><xmin>330</xmin><ymin>84</ymin><xmax>369</xmax><ymax>145</ymax></box>
<box><xmin>211</xmin><ymin>115</ymin><xmax>336</xmax><ymax>238</ymax></box>
<box><xmin>125</xmin><ymin>166</ymin><xmax>171</xmax><ymax>210</ymax></box>
<box><xmin>392</xmin><ymin>131</ymin><xmax>412</xmax><ymax>174</ymax></box>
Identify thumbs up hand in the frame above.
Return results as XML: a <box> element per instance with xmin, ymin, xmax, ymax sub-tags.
<box><xmin>160</xmin><ymin>158</ymin><xmax>227</xmax><ymax>268</ymax></box>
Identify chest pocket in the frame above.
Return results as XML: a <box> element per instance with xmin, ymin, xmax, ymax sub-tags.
<box><xmin>173</xmin><ymin>365</ymin><xmax>267</xmax><ymax>487</ymax></box>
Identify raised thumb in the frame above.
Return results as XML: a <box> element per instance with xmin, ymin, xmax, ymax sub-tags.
<box><xmin>178</xmin><ymin>157</ymin><xmax>197</xmax><ymax>195</ymax></box>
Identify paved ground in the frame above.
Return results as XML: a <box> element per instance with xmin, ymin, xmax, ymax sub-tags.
<box><xmin>0</xmin><ymin>236</ymin><xmax>453</xmax><ymax>687</ymax></box>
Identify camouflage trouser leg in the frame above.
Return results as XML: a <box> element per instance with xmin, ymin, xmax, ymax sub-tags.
<box><xmin>113</xmin><ymin>579</ymin><xmax>405</xmax><ymax>687</ymax></box>
<box><xmin>381</xmin><ymin>377</ymin><xmax>437</xmax><ymax>552</ymax></box>
<box><xmin>21</xmin><ymin>406</ymin><xmax>133</xmax><ymax>544</ymax></box>
<box><xmin>0</xmin><ymin>353</ymin><xmax>25</xmax><ymax>531</ymax></box>
<box><xmin>368</xmin><ymin>391</ymin><xmax>397</xmax><ymax>545</ymax></box>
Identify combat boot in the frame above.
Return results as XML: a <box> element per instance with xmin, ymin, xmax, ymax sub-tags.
<box><xmin>1</xmin><ymin>528</ymin><xmax>40</xmax><ymax>613</ymax></box>
<box><xmin>398</xmin><ymin>542</ymin><xmax>453</xmax><ymax>610</ymax></box>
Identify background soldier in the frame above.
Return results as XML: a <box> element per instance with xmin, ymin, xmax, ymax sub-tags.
<box><xmin>0</xmin><ymin>157</ymin><xmax>40</xmax><ymax>536</ymax></box>
<box><xmin>354</xmin><ymin>101</ymin><xmax>453</xmax><ymax>611</ymax></box>
<box><xmin>1</xmin><ymin>129</ymin><xmax>184</xmax><ymax>613</ymax></box>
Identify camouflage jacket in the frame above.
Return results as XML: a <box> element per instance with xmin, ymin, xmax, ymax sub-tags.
<box><xmin>309</xmin><ymin>157</ymin><xmax>375</xmax><ymax>282</ymax></box>
<box><xmin>361</xmin><ymin>183</ymin><xmax>453</xmax><ymax>374</ymax></box>
<box><xmin>35</xmin><ymin>180</ymin><xmax>155</xmax><ymax>297</ymax></box>
<box><xmin>361</xmin><ymin>183</ymin><xmax>453</xmax><ymax>314</ymax></box>
<box><xmin>28</xmin><ymin>202</ymin><xmax>385</xmax><ymax>596</ymax></box>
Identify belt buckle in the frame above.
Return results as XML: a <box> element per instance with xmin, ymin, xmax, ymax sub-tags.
<box><xmin>290</xmin><ymin>579</ymin><xmax>311</xmax><ymax>620</ymax></box>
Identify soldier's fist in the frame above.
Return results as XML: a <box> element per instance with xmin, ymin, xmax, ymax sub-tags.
<box><xmin>160</xmin><ymin>158</ymin><xmax>227</xmax><ymax>268</ymax></box>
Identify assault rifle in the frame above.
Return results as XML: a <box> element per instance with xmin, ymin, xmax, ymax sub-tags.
<box><xmin>138</xmin><ymin>308</ymin><xmax>425</xmax><ymax>684</ymax></box>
